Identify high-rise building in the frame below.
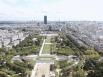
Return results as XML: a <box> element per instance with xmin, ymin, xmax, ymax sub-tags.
<box><xmin>44</xmin><ymin>16</ymin><xmax>47</xmax><ymax>24</ymax></box>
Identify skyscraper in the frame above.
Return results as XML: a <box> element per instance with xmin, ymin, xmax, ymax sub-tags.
<box><xmin>44</xmin><ymin>16</ymin><xmax>47</xmax><ymax>24</ymax></box>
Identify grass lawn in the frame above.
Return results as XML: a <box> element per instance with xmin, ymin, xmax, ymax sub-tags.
<box><xmin>42</xmin><ymin>44</ymin><xmax>51</xmax><ymax>54</ymax></box>
<box><xmin>57</xmin><ymin>47</ymin><xmax>75</xmax><ymax>55</ymax></box>
<box><xmin>45</xmin><ymin>36</ymin><xmax>51</xmax><ymax>43</ymax></box>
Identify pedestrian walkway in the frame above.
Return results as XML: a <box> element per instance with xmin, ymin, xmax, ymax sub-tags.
<box><xmin>39</xmin><ymin>39</ymin><xmax>45</xmax><ymax>55</ymax></box>
<box><xmin>31</xmin><ymin>34</ymin><xmax>55</xmax><ymax>77</ymax></box>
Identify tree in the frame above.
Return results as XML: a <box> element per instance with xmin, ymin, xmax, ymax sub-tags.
<box><xmin>87</xmin><ymin>61</ymin><xmax>103</xmax><ymax>77</ymax></box>
<box><xmin>72</xmin><ymin>69</ymin><xmax>85</xmax><ymax>77</ymax></box>
<box><xmin>83</xmin><ymin>59</ymin><xmax>97</xmax><ymax>71</ymax></box>
<box><xmin>0</xmin><ymin>71</ymin><xmax>8</xmax><ymax>77</ymax></box>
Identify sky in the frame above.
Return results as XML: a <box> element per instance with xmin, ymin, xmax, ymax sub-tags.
<box><xmin>0</xmin><ymin>0</ymin><xmax>103</xmax><ymax>21</ymax></box>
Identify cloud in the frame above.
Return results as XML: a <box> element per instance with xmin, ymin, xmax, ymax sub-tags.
<box><xmin>0</xmin><ymin>0</ymin><xmax>103</xmax><ymax>21</ymax></box>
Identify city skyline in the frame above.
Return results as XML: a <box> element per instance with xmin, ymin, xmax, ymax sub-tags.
<box><xmin>0</xmin><ymin>0</ymin><xmax>103</xmax><ymax>21</ymax></box>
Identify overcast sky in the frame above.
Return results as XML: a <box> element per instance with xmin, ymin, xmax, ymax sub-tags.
<box><xmin>0</xmin><ymin>0</ymin><xmax>103</xmax><ymax>21</ymax></box>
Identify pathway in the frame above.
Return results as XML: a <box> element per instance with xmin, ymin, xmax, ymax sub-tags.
<box><xmin>39</xmin><ymin>39</ymin><xmax>45</xmax><ymax>55</ymax></box>
<box><xmin>31</xmin><ymin>35</ymin><xmax>55</xmax><ymax>77</ymax></box>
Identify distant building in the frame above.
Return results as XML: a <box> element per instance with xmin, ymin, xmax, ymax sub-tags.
<box><xmin>44</xmin><ymin>16</ymin><xmax>47</xmax><ymax>24</ymax></box>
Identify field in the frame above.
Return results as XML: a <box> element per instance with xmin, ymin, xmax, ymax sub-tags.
<box><xmin>42</xmin><ymin>36</ymin><xmax>52</xmax><ymax>54</ymax></box>
<box><xmin>45</xmin><ymin>36</ymin><xmax>51</xmax><ymax>43</ymax></box>
<box><xmin>57</xmin><ymin>47</ymin><xmax>75</xmax><ymax>55</ymax></box>
<box><xmin>42</xmin><ymin>44</ymin><xmax>51</xmax><ymax>54</ymax></box>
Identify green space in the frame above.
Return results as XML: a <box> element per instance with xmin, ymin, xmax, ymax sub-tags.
<box><xmin>58</xmin><ymin>59</ymin><xmax>103</xmax><ymax>77</ymax></box>
<box><xmin>42</xmin><ymin>44</ymin><xmax>51</xmax><ymax>54</ymax></box>
<box><xmin>51</xmin><ymin>43</ymin><xmax>56</xmax><ymax>54</ymax></box>
<box><xmin>56</xmin><ymin>47</ymin><xmax>75</xmax><ymax>56</ymax></box>
<box><xmin>54</xmin><ymin>60</ymin><xmax>74</xmax><ymax>77</ymax></box>
<box><xmin>0</xmin><ymin>34</ymin><xmax>41</xmax><ymax>77</ymax></box>
<box><xmin>13</xmin><ymin>34</ymin><xmax>42</xmax><ymax>55</ymax></box>
<box><xmin>0</xmin><ymin>52</ymin><xmax>35</xmax><ymax>77</ymax></box>
<box><xmin>53</xmin><ymin>32</ymin><xmax>102</xmax><ymax>77</ymax></box>
<box><xmin>0</xmin><ymin>31</ymin><xmax>102</xmax><ymax>77</ymax></box>
<box><xmin>45</xmin><ymin>36</ymin><xmax>51</xmax><ymax>43</ymax></box>
<box><xmin>42</xmin><ymin>36</ymin><xmax>57</xmax><ymax>54</ymax></box>
<box><xmin>54</xmin><ymin>33</ymin><xmax>100</xmax><ymax>59</ymax></box>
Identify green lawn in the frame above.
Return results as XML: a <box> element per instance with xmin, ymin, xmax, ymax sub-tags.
<box><xmin>45</xmin><ymin>36</ymin><xmax>51</xmax><ymax>43</ymax></box>
<box><xmin>42</xmin><ymin>44</ymin><xmax>51</xmax><ymax>54</ymax></box>
<box><xmin>42</xmin><ymin>36</ymin><xmax>52</xmax><ymax>54</ymax></box>
<box><xmin>57</xmin><ymin>47</ymin><xmax>75</xmax><ymax>55</ymax></box>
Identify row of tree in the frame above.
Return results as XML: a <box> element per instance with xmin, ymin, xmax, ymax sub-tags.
<box><xmin>0</xmin><ymin>34</ymin><xmax>42</xmax><ymax>77</ymax></box>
